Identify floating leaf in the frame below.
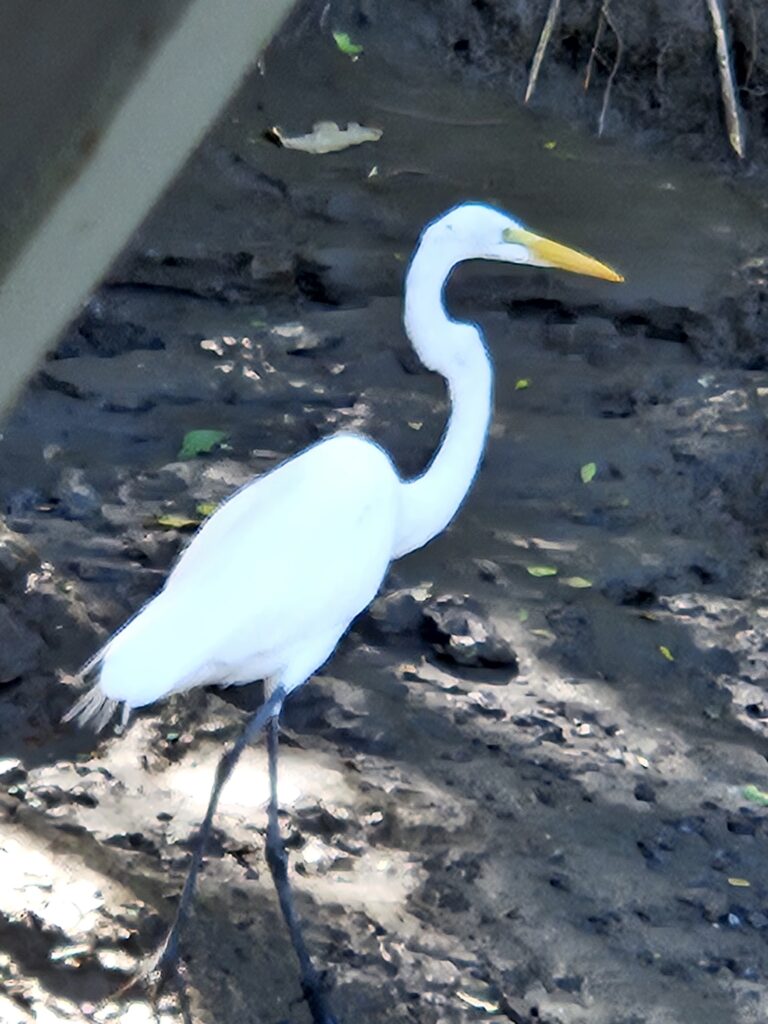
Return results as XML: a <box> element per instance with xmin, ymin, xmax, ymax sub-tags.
<box><xmin>270</xmin><ymin>121</ymin><xmax>381</xmax><ymax>154</ymax></box>
<box><xmin>561</xmin><ymin>576</ymin><xmax>593</xmax><ymax>588</ymax></box>
<box><xmin>727</xmin><ymin>877</ymin><xmax>751</xmax><ymax>888</ymax></box>
<box><xmin>515</xmin><ymin>378</ymin><xmax>531</xmax><ymax>390</ymax></box>
<box><xmin>179</xmin><ymin>429</ymin><xmax>228</xmax><ymax>460</ymax></box>
<box><xmin>196</xmin><ymin>502</ymin><xmax>218</xmax><ymax>518</ymax></box>
<box><xmin>155</xmin><ymin>513</ymin><xmax>201</xmax><ymax>530</ymax></box>
<box><xmin>526</xmin><ymin>565</ymin><xmax>558</xmax><ymax>577</ymax></box>
<box><xmin>743</xmin><ymin>783</ymin><xmax>768</xmax><ymax>806</ymax></box>
<box><xmin>659</xmin><ymin>645</ymin><xmax>675</xmax><ymax>662</ymax></box>
<box><xmin>543</xmin><ymin>140</ymin><xmax>557</xmax><ymax>150</ymax></box>
<box><xmin>580</xmin><ymin>461</ymin><xmax>597</xmax><ymax>484</ymax></box>
<box><xmin>332</xmin><ymin>30</ymin><xmax>363</xmax><ymax>56</ymax></box>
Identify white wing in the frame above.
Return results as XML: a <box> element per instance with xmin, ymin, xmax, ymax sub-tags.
<box><xmin>97</xmin><ymin>434</ymin><xmax>400</xmax><ymax>707</ymax></box>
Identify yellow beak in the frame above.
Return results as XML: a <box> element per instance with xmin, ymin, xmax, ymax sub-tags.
<box><xmin>503</xmin><ymin>226</ymin><xmax>624</xmax><ymax>282</ymax></box>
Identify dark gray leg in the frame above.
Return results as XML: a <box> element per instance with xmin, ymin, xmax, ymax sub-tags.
<box><xmin>266</xmin><ymin>715</ymin><xmax>339</xmax><ymax>1024</ymax></box>
<box><xmin>143</xmin><ymin>686</ymin><xmax>288</xmax><ymax>987</ymax></box>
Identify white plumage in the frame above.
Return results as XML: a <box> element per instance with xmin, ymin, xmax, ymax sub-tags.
<box><xmin>66</xmin><ymin>202</ymin><xmax>621</xmax><ymax>728</ymax></box>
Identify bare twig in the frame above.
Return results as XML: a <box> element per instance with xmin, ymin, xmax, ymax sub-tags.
<box><xmin>598</xmin><ymin>2</ymin><xmax>624</xmax><ymax>137</ymax></box>
<box><xmin>704</xmin><ymin>0</ymin><xmax>746</xmax><ymax>158</ymax></box>
<box><xmin>525</xmin><ymin>0</ymin><xmax>561</xmax><ymax>104</ymax></box>
<box><xmin>584</xmin><ymin>8</ymin><xmax>606</xmax><ymax>92</ymax></box>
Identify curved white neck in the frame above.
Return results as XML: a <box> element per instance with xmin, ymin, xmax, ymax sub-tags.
<box><xmin>393</xmin><ymin>241</ymin><xmax>493</xmax><ymax>559</ymax></box>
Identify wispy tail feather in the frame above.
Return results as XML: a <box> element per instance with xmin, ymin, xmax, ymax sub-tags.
<box><xmin>61</xmin><ymin>652</ymin><xmax>129</xmax><ymax>732</ymax></box>
<box><xmin>61</xmin><ymin>682</ymin><xmax>122</xmax><ymax>732</ymax></box>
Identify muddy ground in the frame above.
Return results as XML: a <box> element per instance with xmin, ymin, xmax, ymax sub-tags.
<box><xmin>3</xmin><ymin>3</ymin><xmax>768</xmax><ymax>1023</ymax></box>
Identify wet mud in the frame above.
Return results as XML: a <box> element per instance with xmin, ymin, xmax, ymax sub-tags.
<box><xmin>2</xmin><ymin>4</ymin><xmax>768</xmax><ymax>1023</ymax></box>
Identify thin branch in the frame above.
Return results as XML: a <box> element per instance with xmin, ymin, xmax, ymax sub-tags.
<box><xmin>598</xmin><ymin>2</ymin><xmax>624</xmax><ymax>137</ymax></box>
<box><xmin>704</xmin><ymin>0</ymin><xmax>746</xmax><ymax>158</ymax></box>
<box><xmin>525</xmin><ymin>0</ymin><xmax>562</xmax><ymax>104</ymax></box>
<box><xmin>584</xmin><ymin>8</ymin><xmax>606</xmax><ymax>92</ymax></box>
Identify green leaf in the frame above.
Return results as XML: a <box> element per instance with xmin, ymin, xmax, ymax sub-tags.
<box><xmin>518</xmin><ymin>608</ymin><xmax>529</xmax><ymax>622</ymax></box>
<box><xmin>543</xmin><ymin>140</ymin><xmax>557</xmax><ymax>150</ymax></box>
<box><xmin>526</xmin><ymin>565</ymin><xmax>558</xmax><ymax>577</ymax></box>
<box><xmin>196</xmin><ymin>502</ymin><xmax>218</xmax><ymax>518</ymax></box>
<box><xmin>580</xmin><ymin>461</ymin><xmax>597</xmax><ymax>484</ymax></box>
<box><xmin>515</xmin><ymin>378</ymin><xmax>531</xmax><ymax>390</ymax></box>
<box><xmin>155</xmin><ymin>513</ymin><xmax>201</xmax><ymax>530</ymax></box>
<box><xmin>333</xmin><ymin>31</ymin><xmax>363</xmax><ymax>56</ymax></box>
<box><xmin>561</xmin><ymin>576</ymin><xmax>592</xmax><ymax>588</ymax></box>
<box><xmin>659</xmin><ymin>645</ymin><xmax>675</xmax><ymax>662</ymax></box>
<box><xmin>179</xmin><ymin>429</ymin><xmax>228</xmax><ymax>460</ymax></box>
<box><xmin>743</xmin><ymin>784</ymin><xmax>768</xmax><ymax>806</ymax></box>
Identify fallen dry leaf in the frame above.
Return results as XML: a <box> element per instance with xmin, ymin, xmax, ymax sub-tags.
<box><xmin>270</xmin><ymin>121</ymin><xmax>382</xmax><ymax>154</ymax></box>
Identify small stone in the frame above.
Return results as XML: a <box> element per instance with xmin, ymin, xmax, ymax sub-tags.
<box><xmin>422</xmin><ymin>594</ymin><xmax>517</xmax><ymax>668</ymax></box>
<box><xmin>300</xmin><ymin>836</ymin><xmax>341</xmax><ymax>873</ymax></box>
<box><xmin>634</xmin><ymin>781</ymin><xmax>656</xmax><ymax>803</ymax></box>
<box><xmin>96</xmin><ymin>947</ymin><xmax>137</xmax><ymax>972</ymax></box>
<box><xmin>58</xmin><ymin>468</ymin><xmax>101</xmax><ymax>520</ymax></box>
<box><xmin>474</xmin><ymin>558</ymin><xmax>503</xmax><ymax>583</ymax></box>
<box><xmin>368</xmin><ymin>585</ymin><xmax>431</xmax><ymax>635</ymax></box>
<box><xmin>0</xmin><ymin>759</ymin><xmax>25</xmax><ymax>785</ymax></box>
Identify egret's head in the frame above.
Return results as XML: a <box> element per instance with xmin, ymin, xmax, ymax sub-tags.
<box><xmin>426</xmin><ymin>202</ymin><xmax>623</xmax><ymax>283</ymax></box>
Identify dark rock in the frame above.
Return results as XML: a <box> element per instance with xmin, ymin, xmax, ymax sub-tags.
<box><xmin>0</xmin><ymin>759</ymin><xmax>26</xmax><ymax>785</ymax></box>
<box><xmin>368</xmin><ymin>586</ymin><xmax>430</xmax><ymax>636</ymax></box>
<box><xmin>474</xmin><ymin>558</ymin><xmax>503</xmax><ymax>583</ymax></box>
<box><xmin>727</xmin><ymin>816</ymin><xmax>758</xmax><ymax>836</ymax></box>
<box><xmin>55</xmin><ymin>318</ymin><xmax>165</xmax><ymax>359</ymax></box>
<box><xmin>116</xmin><ymin>238</ymin><xmax>297</xmax><ymax>302</ymax></box>
<box><xmin>0</xmin><ymin>604</ymin><xmax>45</xmax><ymax>682</ymax></box>
<box><xmin>422</xmin><ymin>594</ymin><xmax>517</xmax><ymax>668</ymax></box>
<box><xmin>634</xmin><ymin>781</ymin><xmax>657</xmax><ymax>803</ymax></box>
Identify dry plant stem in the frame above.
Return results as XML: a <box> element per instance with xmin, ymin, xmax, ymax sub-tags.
<box><xmin>525</xmin><ymin>0</ymin><xmax>561</xmax><ymax>104</ymax></box>
<box><xmin>598</xmin><ymin>2</ymin><xmax>624</xmax><ymax>137</ymax></box>
<box><xmin>704</xmin><ymin>0</ymin><xmax>746</xmax><ymax>158</ymax></box>
<box><xmin>584</xmin><ymin>10</ymin><xmax>606</xmax><ymax>91</ymax></box>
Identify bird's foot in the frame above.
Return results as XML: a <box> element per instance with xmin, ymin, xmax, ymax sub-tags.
<box><xmin>301</xmin><ymin>967</ymin><xmax>340</xmax><ymax>1024</ymax></box>
<box><xmin>114</xmin><ymin>929</ymin><xmax>186</xmax><ymax>1004</ymax></box>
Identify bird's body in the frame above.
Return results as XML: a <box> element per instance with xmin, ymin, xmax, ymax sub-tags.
<box><xmin>99</xmin><ymin>434</ymin><xmax>399</xmax><ymax>709</ymax></box>
<box><xmin>71</xmin><ymin>203</ymin><xmax>619</xmax><ymax>726</ymax></box>
<box><xmin>64</xmin><ymin>202</ymin><xmax>621</xmax><ymax>1018</ymax></box>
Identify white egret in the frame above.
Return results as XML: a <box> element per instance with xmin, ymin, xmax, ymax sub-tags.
<box><xmin>65</xmin><ymin>202</ymin><xmax>622</xmax><ymax>1022</ymax></box>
